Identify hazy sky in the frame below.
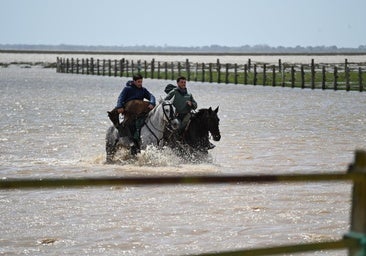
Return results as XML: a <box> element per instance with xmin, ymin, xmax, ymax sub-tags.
<box><xmin>1</xmin><ymin>0</ymin><xmax>365</xmax><ymax>48</ymax></box>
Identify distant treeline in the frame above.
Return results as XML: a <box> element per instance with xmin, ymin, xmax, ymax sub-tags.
<box><xmin>1</xmin><ymin>44</ymin><xmax>366</xmax><ymax>54</ymax></box>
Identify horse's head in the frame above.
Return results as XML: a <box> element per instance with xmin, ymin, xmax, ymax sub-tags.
<box><xmin>107</xmin><ymin>109</ymin><xmax>120</xmax><ymax>127</ymax></box>
<box><xmin>162</xmin><ymin>96</ymin><xmax>180</xmax><ymax>130</ymax></box>
<box><xmin>205</xmin><ymin>106</ymin><xmax>221</xmax><ymax>141</ymax></box>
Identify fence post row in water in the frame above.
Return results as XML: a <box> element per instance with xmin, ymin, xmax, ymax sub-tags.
<box><xmin>2</xmin><ymin>150</ymin><xmax>366</xmax><ymax>255</ymax></box>
<box><xmin>56</xmin><ymin>57</ymin><xmax>365</xmax><ymax>92</ymax></box>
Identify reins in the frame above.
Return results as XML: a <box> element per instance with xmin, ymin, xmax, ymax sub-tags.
<box><xmin>144</xmin><ymin>102</ymin><xmax>175</xmax><ymax>145</ymax></box>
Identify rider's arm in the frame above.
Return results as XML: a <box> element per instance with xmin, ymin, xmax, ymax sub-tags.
<box><xmin>143</xmin><ymin>88</ymin><xmax>156</xmax><ymax>107</ymax></box>
<box><xmin>116</xmin><ymin>88</ymin><xmax>128</xmax><ymax>109</ymax></box>
<box><xmin>190</xmin><ymin>95</ymin><xmax>198</xmax><ymax>110</ymax></box>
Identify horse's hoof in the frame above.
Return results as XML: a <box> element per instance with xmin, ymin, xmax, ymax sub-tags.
<box><xmin>208</xmin><ymin>142</ymin><xmax>216</xmax><ymax>149</ymax></box>
<box><xmin>105</xmin><ymin>157</ymin><xmax>114</xmax><ymax>164</ymax></box>
<box><xmin>130</xmin><ymin>145</ymin><xmax>139</xmax><ymax>156</ymax></box>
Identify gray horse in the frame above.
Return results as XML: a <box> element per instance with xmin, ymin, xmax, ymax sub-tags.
<box><xmin>105</xmin><ymin>97</ymin><xmax>179</xmax><ymax>163</ymax></box>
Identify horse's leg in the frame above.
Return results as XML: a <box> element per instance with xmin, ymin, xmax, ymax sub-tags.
<box><xmin>105</xmin><ymin>126</ymin><xmax>119</xmax><ymax>163</ymax></box>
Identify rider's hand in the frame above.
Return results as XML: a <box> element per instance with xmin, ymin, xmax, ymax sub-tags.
<box><xmin>148</xmin><ymin>104</ymin><xmax>154</xmax><ymax>109</ymax></box>
<box><xmin>117</xmin><ymin>108</ymin><xmax>124</xmax><ymax>114</ymax></box>
<box><xmin>186</xmin><ymin>101</ymin><xmax>192</xmax><ymax>106</ymax></box>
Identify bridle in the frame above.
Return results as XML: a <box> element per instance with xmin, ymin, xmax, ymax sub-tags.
<box><xmin>144</xmin><ymin>101</ymin><xmax>177</xmax><ymax>145</ymax></box>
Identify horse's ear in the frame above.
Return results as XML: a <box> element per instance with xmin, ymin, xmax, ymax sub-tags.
<box><xmin>214</xmin><ymin>106</ymin><xmax>219</xmax><ymax>113</ymax></box>
<box><xmin>168</xmin><ymin>95</ymin><xmax>175</xmax><ymax>104</ymax></box>
<box><xmin>208</xmin><ymin>107</ymin><xmax>212</xmax><ymax>113</ymax></box>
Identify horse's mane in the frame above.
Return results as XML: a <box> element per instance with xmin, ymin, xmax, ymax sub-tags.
<box><xmin>146</xmin><ymin>100</ymin><xmax>163</xmax><ymax>119</ymax></box>
<box><xmin>191</xmin><ymin>108</ymin><xmax>208</xmax><ymax>120</ymax></box>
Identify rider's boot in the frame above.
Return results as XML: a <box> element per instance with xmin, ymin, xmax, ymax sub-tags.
<box><xmin>117</xmin><ymin>121</ymin><xmax>130</xmax><ymax>138</ymax></box>
<box><xmin>130</xmin><ymin>139</ymin><xmax>141</xmax><ymax>155</ymax></box>
<box><xmin>130</xmin><ymin>128</ymin><xmax>141</xmax><ymax>155</ymax></box>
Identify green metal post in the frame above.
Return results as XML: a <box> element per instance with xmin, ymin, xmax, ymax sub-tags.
<box><xmin>347</xmin><ymin>150</ymin><xmax>366</xmax><ymax>256</ymax></box>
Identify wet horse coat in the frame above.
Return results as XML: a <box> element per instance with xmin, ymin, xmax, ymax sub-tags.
<box><xmin>164</xmin><ymin>107</ymin><xmax>221</xmax><ymax>159</ymax></box>
<box><xmin>105</xmin><ymin>98</ymin><xmax>179</xmax><ymax>162</ymax></box>
<box><xmin>107</xmin><ymin>100</ymin><xmax>151</xmax><ymax>128</ymax></box>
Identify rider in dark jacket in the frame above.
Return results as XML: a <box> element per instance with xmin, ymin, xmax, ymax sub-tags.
<box><xmin>164</xmin><ymin>76</ymin><xmax>215</xmax><ymax>150</ymax></box>
<box><xmin>164</xmin><ymin>77</ymin><xmax>197</xmax><ymax>130</ymax></box>
<box><xmin>116</xmin><ymin>79</ymin><xmax>156</xmax><ymax>110</ymax></box>
<box><xmin>113</xmin><ymin>74</ymin><xmax>156</xmax><ymax>154</ymax></box>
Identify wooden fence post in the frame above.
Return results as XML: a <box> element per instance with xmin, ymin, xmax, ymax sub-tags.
<box><xmin>291</xmin><ymin>65</ymin><xmax>295</xmax><ymax>88</ymax></box>
<box><xmin>272</xmin><ymin>65</ymin><xmax>276</xmax><ymax>86</ymax></box>
<box><xmin>234</xmin><ymin>63</ymin><xmax>238</xmax><ymax>84</ymax></box>
<box><xmin>225</xmin><ymin>63</ymin><xmax>229</xmax><ymax>84</ymax></box>
<box><xmin>131</xmin><ymin>60</ymin><xmax>135</xmax><ymax>75</ymax></box>
<box><xmin>164</xmin><ymin>62</ymin><xmax>168</xmax><ymax>80</ymax></box>
<box><xmin>137</xmin><ymin>60</ymin><xmax>141</xmax><ymax>75</ymax></box>
<box><xmin>278</xmin><ymin>59</ymin><xmax>282</xmax><ymax>73</ymax></box>
<box><xmin>66</xmin><ymin>58</ymin><xmax>69</xmax><ymax>73</ymax></box>
<box><xmin>359</xmin><ymin>67</ymin><xmax>363</xmax><ymax>92</ymax></box>
<box><xmin>311</xmin><ymin>59</ymin><xmax>315</xmax><ymax>89</ymax></box>
<box><xmin>186</xmin><ymin>59</ymin><xmax>190</xmax><ymax>81</ymax></box>
<box><xmin>150</xmin><ymin>59</ymin><xmax>155</xmax><ymax>79</ymax></box>
<box><xmin>253</xmin><ymin>64</ymin><xmax>257</xmax><ymax>85</ymax></box>
<box><xmin>346</xmin><ymin>150</ymin><xmax>366</xmax><ymax>256</ymax></box>
<box><xmin>171</xmin><ymin>62</ymin><xmax>174</xmax><ymax>81</ymax></box>
<box><xmin>86</xmin><ymin>58</ymin><xmax>90</xmax><ymax>75</ymax></box>
<box><xmin>81</xmin><ymin>59</ymin><xmax>85</xmax><ymax>74</ymax></box>
<box><xmin>97</xmin><ymin>59</ymin><xmax>100</xmax><ymax>75</ymax></box>
<box><xmin>346</xmin><ymin>66</ymin><xmax>350</xmax><ymax>91</ymax></box>
<box><xmin>244</xmin><ymin>64</ymin><xmax>248</xmax><ymax>85</ymax></box>
<box><xmin>322</xmin><ymin>66</ymin><xmax>326</xmax><ymax>90</ymax></box>
<box><xmin>345</xmin><ymin>58</ymin><xmax>349</xmax><ymax>90</ymax></box>
<box><xmin>90</xmin><ymin>58</ymin><xmax>94</xmax><ymax>75</ymax></box>
<box><xmin>76</xmin><ymin>59</ymin><xmax>79</xmax><ymax>74</ymax></box>
<box><xmin>56</xmin><ymin>57</ymin><xmax>60</xmax><ymax>72</ymax></box>
<box><xmin>144</xmin><ymin>60</ymin><xmax>148</xmax><ymax>78</ymax></box>
<box><xmin>201</xmin><ymin>63</ymin><xmax>205</xmax><ymax>83</ymax></box>
<box><xmin>301</xmin><ymin>65</ymin><xmax>305</xmax><ymax>89</ymax></box>
<box><xmin>209</xmin><ymin>63</ymin><xmax>213</xmax><ymax>83</ymax></box>
<box><xmin>291</xmin><ymin>66</ymin><xmax>295</xmax><ymax>88</ymax></box>
<box><xmin>70</xmin><ymin>58</ymin><xmax>74</xmax><ymax>73</ymax></box>
<box><xmin>108</xmin><ymin>59</ymin><xmax>111</xmax><ymax>76</ymax></box>
<box><xmin>118</xmin><ymin>59</ymin><xmax>122</xmax><ymax>77</ymax></box>
<box><xmin>114</xmin><ymin>60</ymin><xmax>118</xmax><ymax>76</ymax></box>
<box><xmin>345</xmin><ymin>58</ymin><xmax>348</xmax><ymax>72</ymax></box>
<box><xmin>157</xmin><ymin>61</ymin><xmax>161</xmax><ymax>79</ymax></box>
<box><xmin>70</xmin><ymin>58</ymin><xmax>74</xmax><ymax>74</ymax></box>
<box><xmin>125</xmin><ymin>60</ymin><xmax>129</xmax><ymax>77</ymax></box>
<box><xmin>178</xmin><ymin>62</ymin><xmax>181</xmax><ymax>77</ymax></box>
<box><xmin>334</xmin><ymin>66</ymin><xmax>338</xmax><ymax>90</ymax></box>
<box><xmin>263</xmin><ymin>64</ymin><xmax>267</xmax><ymax>86</ymax></box>
<box><xmin>217</xmin><ymin>59</ymin><xmax>221</xmax><ymax>84</ymax></box>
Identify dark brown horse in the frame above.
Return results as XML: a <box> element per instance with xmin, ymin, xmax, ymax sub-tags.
<box><xmin>108</xmin><ymin>100</ymin><xmax>151</xmax><ymax>127</ymax></box>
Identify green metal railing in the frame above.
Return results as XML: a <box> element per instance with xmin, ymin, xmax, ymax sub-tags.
<box><xmin>1</xmin><ymin>150</ymin><xmax>366</xmax><ymax>255</ymax></box>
